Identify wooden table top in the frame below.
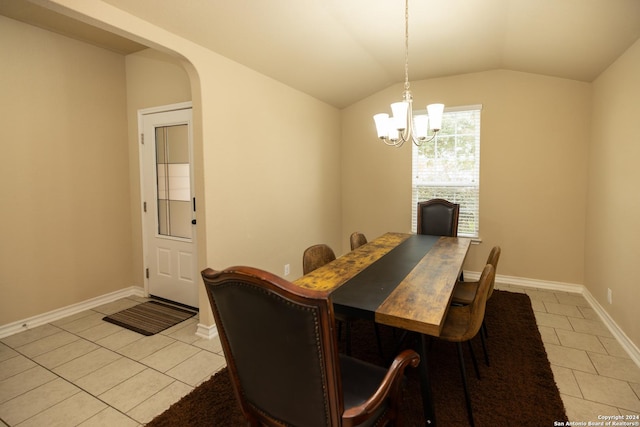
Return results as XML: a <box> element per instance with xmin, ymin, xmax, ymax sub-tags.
<box><xmin>294</xmin><ymin>232</ymin><xmax>472</xmax><ymax>337</ymax></box>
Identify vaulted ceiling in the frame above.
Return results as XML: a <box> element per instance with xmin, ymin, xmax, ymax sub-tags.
<box><xmin>3</xmin><ymin>0</ymin><xmax>640</xmax><ymax>108</ymax></box>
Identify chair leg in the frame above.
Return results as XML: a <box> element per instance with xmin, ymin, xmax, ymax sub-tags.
<box><xmin>456</xmin><ymin>343</ymin><xmax>475</xmax><ymax>427</ymax></box>
<box><xmin>482</xmin><ymin>320</ymin><xmax>489</xmax><ymax>339</ymax></box>
<box><xmin>467</xmin><ymin>341</ymin><xmax>481</xmax><ymax>380</ymax></box>
<box><xmin>479</xmin><ymin>328</ymin><xmax>490</xmax><ymax>367</ymax></box>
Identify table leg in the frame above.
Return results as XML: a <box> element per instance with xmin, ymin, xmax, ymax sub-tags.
<box><xmin>419</xmin><ymin>334</ymin><xmax>436</xmax><ymax>425</ymax></box>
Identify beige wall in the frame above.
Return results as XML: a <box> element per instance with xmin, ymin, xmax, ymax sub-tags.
<box><xmin>586</xmin><ymin>39</ymin><xmax>640</xmax><ymax>348</ymax></box>
<box><xmin>0</xmin><ymin>3</ymin><xmax>342</xmax><ymax>328</ymax></box>
<box><xmin>124</xmin><ymin>48</ymin><xmax>193</xmax><ymax>289</ymax></box>
<box><xmin>342</xmin><ymin>70</ymin><xmax>591</xmax><ymax>285</ymax></box>
<box><xmin>2</xmin><ymin>0</ymin><xmax>637</xmax><ymax>353</ymax></box>
<box><xmin>0</xmin><ymin>16</ymin><xmax>133</xmax><ymax>325</ymax></box>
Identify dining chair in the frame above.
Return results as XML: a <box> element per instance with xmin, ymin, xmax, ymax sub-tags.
<box><xmin>348</xmin><ymin>232</ymin><xmax>387</xmax><ymax>359</ymax></box>
<box><xmin>303</xmin><ymin>243</ymin><xmax>336</xmax><ymax>275</ymax></box>
<box><xmin>451</xmin><ymin>246</ymin><xmax>501</xmax><ymax>367</ymax></box>
<box><xmin>201</xmin><ymin>266</ymin><xmax>420</xmax><ymax>427</ymax></box>
<box><xmin>436</xmin><ymin>263</ymin><xmax>495</xmax><ymax>427</ymax></box>
<box><xmin>303</xmin><ymin>243</ymin><xmax>357</xmax><ymax>354</ymax></box>
<box><xmin>349</xmin><ymin>231</ymin><xmax>368</xmax><ymax>251</ymax></box>
<box><xmin>452</xmin><ymin>246</ymin><xmax>501</xmax><ymax>305</ymax></box>
<box><xmin>416</xmin><ymin>198</ymin><xmax>460</xmax><ymax>237</ymax></box>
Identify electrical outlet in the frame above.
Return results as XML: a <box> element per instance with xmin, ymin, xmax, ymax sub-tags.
<box><xmin>284</xmin><ymin>264</ymin><xmax>290</xmax><ymax>276</ymax></box>
<box><xmin>607</xmin><ymin>288</ymin><xmax>612</xmax><ymax>304</ymax></box>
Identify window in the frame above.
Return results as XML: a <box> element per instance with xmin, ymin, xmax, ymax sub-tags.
<box><xmin>411</xmin><ymin>105</ymin><xmax>481</xmax><ymax>237</ymax></box>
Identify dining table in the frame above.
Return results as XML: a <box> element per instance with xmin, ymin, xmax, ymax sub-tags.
<box><xmin>294</xmin><ymin>232</ymin><xmax>472</xmax><ymax>426</ymax></box>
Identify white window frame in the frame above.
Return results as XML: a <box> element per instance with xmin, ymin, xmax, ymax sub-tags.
<box><xmin>411</xmin><ymin>104</ymin><xmax>482</xmax><ymax>238</ymax></box>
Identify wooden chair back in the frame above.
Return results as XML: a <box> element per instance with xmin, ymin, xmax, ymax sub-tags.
<box><xmin>417</xmin><ymin>198</ymin><xmax>460</xmax><ymax>237</ymax></box>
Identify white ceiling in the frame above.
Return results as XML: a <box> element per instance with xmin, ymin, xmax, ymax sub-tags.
<box><xmin>4</xmin><ymin>0</ymin><xmax>640</xmax><ymax>108</ymax></box>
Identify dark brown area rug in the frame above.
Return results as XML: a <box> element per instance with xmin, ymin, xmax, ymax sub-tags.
<box><xmin>103</xmin><ymin>300</ymin><xmax>196</xmax><ymax>336</ymax></box>
<box><xmin>148</xmin><ymin>290</ymin><xmax>567</xmax><ymax>426</ymax></box>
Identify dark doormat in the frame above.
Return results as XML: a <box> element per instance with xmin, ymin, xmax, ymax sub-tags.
<box><xmin>103</xmin><ymin>300</ymin><xmax>197</xmax><ymax>336</ymax></box>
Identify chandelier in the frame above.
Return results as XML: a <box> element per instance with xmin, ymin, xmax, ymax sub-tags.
<box><xmin>373</xmin><ymin>0</ymin><xmax>444</xmax><ymax>147</ymax></box>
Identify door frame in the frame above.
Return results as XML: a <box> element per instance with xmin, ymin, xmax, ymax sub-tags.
<box><xmin>137</xmin><ymin>101</ymin><xmax>195</xmax><ymax>304</ymax></box>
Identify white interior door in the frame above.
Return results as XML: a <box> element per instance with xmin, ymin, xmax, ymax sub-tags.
<box><xmin>141</xmin><ymin>106</ymin><xmax>198</xmax><ymax>308</ymax></box>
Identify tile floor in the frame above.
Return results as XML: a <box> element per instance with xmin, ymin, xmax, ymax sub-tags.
<box><xmin>1</xmin><ymin>286</ymin><xmax>639</xmax><ymax>426</ymax></box>
<box><xmin>0</xmin><ymin>296</ymin><xmax>226</xmax><ymax>426</ymax></box>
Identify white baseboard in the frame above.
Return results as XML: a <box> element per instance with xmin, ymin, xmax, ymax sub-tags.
<box><xmin>196</xmin><ymin>323</ymin><xmax>218</xmax><ymax>340</ymax></box>
<box><xmin>0</xmin><ymin>286</ymin><xmax>145</xmax><ymax>339</ymax></box>
<box><xmin>463</xmin><ymin>270</ymin><xmax>640</xmax><ymax>369</ymax></box>
<box><xmin>3</xmin><ymin>272</ymin><xmax>638</xmax><ymax>368</ymax></box>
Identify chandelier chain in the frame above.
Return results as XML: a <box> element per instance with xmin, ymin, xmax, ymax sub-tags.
<box><xmin>404</xmin><ymin>0</ymin><xmax>410</xmax><ymax>91</ymax></box>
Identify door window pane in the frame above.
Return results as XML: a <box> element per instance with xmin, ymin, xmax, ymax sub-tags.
<box><xmin>156</xmin><ymin>124</ymin><xmax>191</xmax><ymax>239</ymax></box>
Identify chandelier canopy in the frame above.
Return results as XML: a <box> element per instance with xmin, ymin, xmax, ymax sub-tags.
<box><xmin>373</xmin><ymin>0</ymin><xmax>444</xmax><ymax>147</ymax></box>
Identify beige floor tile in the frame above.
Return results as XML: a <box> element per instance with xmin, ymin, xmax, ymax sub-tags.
<box><xmin>529</xmin><ymin>298</ymin><xmax>546</xmax><ymax>312</ymax></box>
<box><xmin>538</xmin><ymin>325</ymin><xmax>560</xmax><ymax>345</ymax></box>
<box><xmin>50</xmin><ymin>310</ymin><xmax>96</xmax><ymax>327</ymax></box>
<box><xmin>165</xmin><ymin>350</ymin><xmax>226</xmax><ymax>386</ymax></box>
<box><xmin>16</xmin><ymin>391</ymin><xmax>106</xmax><ymax>427</ymax></box>
<box><xmin>545</xmin><ymin>343</ymin><xmax>597</xmax><ymax>373</ymax></box>
<box><xmin>561</xmin><ymin>393</ymin><xmax>621</xmax><ymax>423</ymax></box>
<box><xmin>556</xmin><ymin>329</ymin><xmax>607</xmax><ymax>354</ymax></box>
<box><xmin>117</xmin><ymin>334</ymin><xmax>174</xmax><ymax>361</ymax></box>
<box><xmin>0</xmin><ymin>365</ymin><xmax>57</xmax><ymax>404</ymax></box>
<box><xmin>95</xmin><ymin>328</ymin><xmax>143</xmax><ymax>351</ymax></box>
<box><xmin>192</xmin><ymin>335</ymin><xmax>223</xmax><ymax>353</ymax></box>
<box><xmin>555</xmin><ymin>293</ymin><xmax>590</xmax><ymax>308</ymax></box>
<box><xmin>76</xmin><ymin>322</ymin><xmax>123</xmax><ymax>342</ymax></box>
<box><xmin>53</xmin><ymin>348</ymin><xmax>122</xmax><ymax>381</ymax></box>
<box><xmin>0</xmin><ymin>343</ymin><xmax>19</xmax><ymax>363</ymax></box>
<box><xmin>544</xmin><ymin>301</ymin><xmax>584</xmax><ymax>319</ymax></box>
<box><xmin>525</xmin><ymin>289</ymin><xmax>560</xmax><ymax>303</ymax></box>
<box><xmin>535</xmin><ymin>312</ymin><xmax>573</xmax><ymax>330</ymax></box>
<box><xmin>126</xmin><ymin>380</ymin><xmax>193</xmax><ymax>424</ymax></box>
<box><xmin>140</xmin><ymin>341</ymin><xmax>201</xmax><ymax>372</ymax></box>
<box><xmin>92</xmin><ymin>298</ymin><xmax>141</xmax><ymax>315</ymax></box>
<box><xmin>15</xmin><ymin>330</ymin><xmax>79</xmax><ymax>358</ymax></box>
<box><xmin>0</xmin><ymin>378</ymin><xmax>79</xmax><ymax>425</ymax></box>
<box><xmin>78</xmin><ymin>407</ymin><xmax>140</xmax><ymax>427</ymax></box>
<box><xmin>630</xmin><ymin>382</ymin><xmax>640</xmax><ymax>398</ymax></box>
<box><xmin>33</xmin><ymin>338</ymin><xmax>98</xmax><ymax>369</ymax></box>
<box><xmin>75</xmin><ymin>357</ymin><xmax>147</xmax><ymax>396</ymax></box>
<box><xmin>164</xmin><ymin>319</ymin><xmax>200</xmax><ymax>344</ymax></box>
<box><xmin>0</xmin><ymin>355</ymin><xmax>36</xmax><ymax>381</ymax></box>
<box><xmin>599</xmin><ymin>336</ymin><xmax>631</xmax><ymax>358</ymax></box>
<box><xmin>98</xmin><ymin>369</ymin><xmax>174</xmax><ymax>413</ymax></box>
<box><xmin>551</xmin><ymin>365</ymin><xmax>582</xmax><ymax>398</ymax></box>
<box><xmin>574</xmin><ymin>371</ymin><xmax>640</xmax><ymax>412</ymax></box>
<box><xmin>578</xmin><ymin>306</ymin><xmax>600</xmax><ymax>320</ymax></box>
<box><xmin>1</xmin><ymin>324</ymin><xmax>62</xmax><ymax>348</ymax></box>
<box><xmin>569</xmin><ymin>317</ymin><xmax>613</xmax><ymax>338</ymax></box>
<box><xmin>588</xmin><ymin>352</ymin><xmax>640</xmax><ymax>383</ymax></box>
<box><xmin>60</xmin><ymin>311</ymin><xmax>109</xmax><ymax>334</ymax></box>
<box><xmin>57</xmin><ymin>312</ymin><xmax>107</xmax><ymax>334</ymax></box>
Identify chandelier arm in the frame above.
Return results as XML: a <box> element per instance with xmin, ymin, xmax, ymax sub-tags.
<box><xmin>381</xmin><ymin>137</ymin><xmax>405</xmax><ymax>147</ymax></box>
<box><xmin>411</xmin><ymin>133</ymin><xmax>437</xmax><ymax>146</ymax></box>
